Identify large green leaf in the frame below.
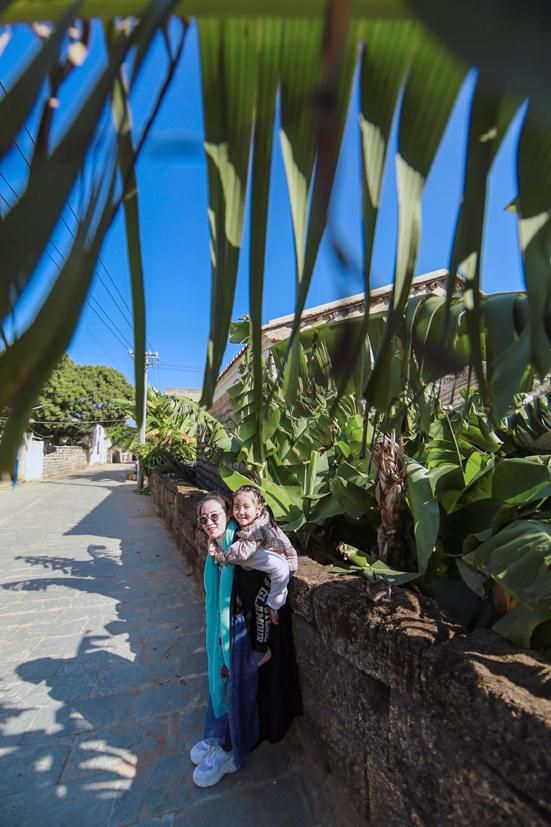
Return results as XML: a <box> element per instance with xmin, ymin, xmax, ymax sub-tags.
<box><xmin>516</xmin><ymin>105</ymin><xmax>551</xmax><ymax>380</ymax></box>
<box><xmin>112</xmin><ymin>71</ymin><xmax>147</xmax><ymax>430</ymax></box>
<box><xmin>111</xmin><ymin>17</ymin><xmax>186</xmax><ymax>430</ymax></box>
<box><xmin>335</xmin><ymin>20</ymin><xmax>418</xmax><ymax>397</ymax></box>
<box><xmin>0</xmin><ymin>2</ymin><xmax>78</xmax><ymax>160</ymax></box>
<box><xmin>0</xmin><ymin>18</ymin><xmax>159</xmax><ymax>322</ymax></box>
<box><xmin>199</xmin><ymin>18</ymin><xmax>257</xmax><ymax>406</ymax></box>
<box><xmin>427</xmin><ymin>413</ymin><xmax>465</xmax><ymax>507</ymax></box>
<box><xmin>249</xmin><ymin>20</ymin><xmax>281</xmax><ymax>461</ymax></box>
<box><xmin>411</xmin><ymin>0</ymin><xmax>551</xmax><ymax>122</ymax></box>
<box><xmin>493</xmin><ymin>601</ymin><xmax>551</xmax><ymax>650</ymax></box>
<box><xmin>336</xmin><ymin>545</ymin><xmax>419</xmax><ymax>585</ymax></box>
<box><xmin>365</xmin><ymin>32</ymin><xmax>466</xmax><ymax>411</ymax></box>
<box><xmin>0</xmin><ymin>4</ymin><xmax>173</xmax><ymax>469</ymax></box>
<box><xmin>490</xmin><ymin>458</ymin><xmax>551</xmax><ymax>504</ymax></box>
<box><xmin>330</xmin><ymin>475</ymin><xmax>370</xmax><ymax>518</ymax></box>
<box><xmin>405</xmin><ymin>459</ymin><xmax>439</xmax><ymax>574</ymax></box>
<box><xmin>0</xmin><ymin>170</ymin><xmax>119</xmax><ymax>472</ymax></box>
<box><xmin>446</xmin><ymin>90</ymin><xmax>517</xmax><ymax>401</ymax></box>
<box><xmin>279</xmin><ymin>18</ymin><xmax>358</xmax><ymax>399</ymax></box>
<box><xmin>463</xmin><ymin>519</ymin><xmax>551</xmax><ymax>646</ymax></box>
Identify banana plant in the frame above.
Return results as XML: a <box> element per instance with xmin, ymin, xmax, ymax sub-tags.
<box><xmin>1</xmin><ymin>2</ymin><xmax>551</xmax><ymax>476</ymax></box>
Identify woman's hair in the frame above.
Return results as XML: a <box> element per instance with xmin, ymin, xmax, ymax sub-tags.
<box><xmin>233</xmin><ymin>486</ymin><xmax>277</xmax><ymax>527</ymax></box>
<box><xmin>196</xmin><ymin>492</ymin><xmax>230</xmax><ymax>522</ymax></box>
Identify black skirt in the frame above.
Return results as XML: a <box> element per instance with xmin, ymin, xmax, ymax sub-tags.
<box><xmin>233</xmin><ymin>566</ymin><xmax>303</xmax><ymax>743</ymax></box>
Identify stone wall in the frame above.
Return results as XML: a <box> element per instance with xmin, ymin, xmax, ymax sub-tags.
<box><xmin>195</xmin><ymin>455</ymin><xmax>225</xmax><ymax>494</ymax></box>
<box><xmin>42</xmin><ymin>445</ymin><xmax>88</xmax><ymax>479</ymax></box>
<box><xmin>149</xmin><ymin>469</ymin><xmax>551</xmax><ymax>827</ymax></box>
<box><xmin>195</xmin><ymin>451</ymin><xmax>248</xmax><ymax>496</ymax></box>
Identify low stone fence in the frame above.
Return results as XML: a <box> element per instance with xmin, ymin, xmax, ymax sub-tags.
<box><xmin>43</xmin><ymin>445</ymin><xmax>88</xmax><ymax>478</ymax></box>
<box><xmin>149</xmin><ymin>469</ymin><xmax>551</xmax><ymax>827</ymax></box>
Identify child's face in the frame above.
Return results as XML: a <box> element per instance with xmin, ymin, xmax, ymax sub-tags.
<box><xmin>233</xmin><ymin>492</ymin><xmax>262</xmax><ymax>527</ymax></box>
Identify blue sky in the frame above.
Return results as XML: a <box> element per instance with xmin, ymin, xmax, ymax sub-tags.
<box><xmin>1</xmin><ymin>20</ymin><xmax>525</xmax><ymax>393</ymax></box>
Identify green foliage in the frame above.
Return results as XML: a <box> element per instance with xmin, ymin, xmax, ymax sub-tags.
<box><xmin>111</xmin><ymin>388</ymin><xmax>231</xmax><ymax>477</ymax></box>
<box><xmin>464</xmin><ymin>520</ymin><xmax>551</xmax><ymax>648</ymax></box>
<box><xmin>221</xmin><ymin>326</ymin><xmax>551</xmax><ymax>654</ymax></box>
<box><xmin>2</xmin><ymin>5</ymin><xmax>551</xmax><ymax>473</ymax></box>
<box><xmin>31</xmin><ymin>354</ymin><xmax>133</xmax><ymax>443</ymax></box>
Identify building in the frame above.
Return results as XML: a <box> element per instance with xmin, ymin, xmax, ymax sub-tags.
<box><xmin>165</xmin><ymin>388</ymin><xmax>202</xmax><ymax>403</ymax></box>
<box><xmin>210</xmin><ymin>269</ymin><xmax>458</xmax><ymax>425</ymax></box>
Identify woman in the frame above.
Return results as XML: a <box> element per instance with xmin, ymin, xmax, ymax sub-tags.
<box><xmin>191</xmin><ymin>493</ymin><xmax>302</xmax><ymax>788</ymax></box>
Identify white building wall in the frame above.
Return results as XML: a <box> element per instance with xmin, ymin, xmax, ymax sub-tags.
<box><xmin>17</xmin><ymin>434</ymin><xmax>45</xmax><ymax>482</ymax></box>
<box><xmin>88</xmin><ymin>425</ymin><xmax>111</xmax><ymax>465</ymax></box>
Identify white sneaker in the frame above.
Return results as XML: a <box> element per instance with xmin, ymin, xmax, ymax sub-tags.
<box><xmin>189</xmin><ymin>738</ymin><xmax>219</xmax><ymax>766</ymax></box>
<box><xmin>192</xmin><ymin>745</ymin><xmax>237</xmax><ymax>788</ymax></box>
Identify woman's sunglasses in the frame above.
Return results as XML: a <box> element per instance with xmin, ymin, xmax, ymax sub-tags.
<box><xmin>198</xmin><ymin>511</ymin><xmax>225</xmax><ymax>526</ymax></box>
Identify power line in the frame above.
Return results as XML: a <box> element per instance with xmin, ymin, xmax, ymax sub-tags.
<box><xmin>158</xmin><ymin>363</ymin><xmax>203</xmax><ymax>372</ymax></box>
<box><xmin>86</xmin><ymin>295</ymin><xmax>134</xmax><ymax>352</ymax></box>
<box><xmin>0</xmin><ymin>79</ymin><xmax>156</xmax><ymax>353</ymax></box>
<box><xmin>0</xmin><ymin>149</ymin><xmax>134</xmax><ymax>359</ymax></box>
<box><xmin>83</xmin><ymin>323</ymin><xmax>125</xmax><ymax>372</ymax></box>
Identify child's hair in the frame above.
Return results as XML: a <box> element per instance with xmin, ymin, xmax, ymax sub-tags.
<box><xmin>232</xmin><ymin>486</ymin><xmax>277</xmax><ymax>527</ymax></box>
<box><xmin>197</xmin><ymin>492</ymin><xmax>230</xmax><ymax>522</ymax></box>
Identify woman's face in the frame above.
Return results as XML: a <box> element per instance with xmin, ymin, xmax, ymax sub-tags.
<box><xmin>199</xmin><ymin>499</ymin><xmax>228</xmax><ymax>540</ymax></box>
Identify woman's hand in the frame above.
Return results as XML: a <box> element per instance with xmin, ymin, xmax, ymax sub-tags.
<box><xmin>208</xmin><ymin>541</ymin><xmax>226</xmax><ymax>566</ymax></box>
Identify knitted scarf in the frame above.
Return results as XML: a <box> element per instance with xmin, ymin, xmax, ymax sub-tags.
<box><xmin>204</xmin><ymin>519</ymin><xmax>235</xmax><ymax>718</ymax></box>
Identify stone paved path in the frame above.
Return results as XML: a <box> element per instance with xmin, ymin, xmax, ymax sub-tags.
<box><xmin>0</xmin><ymin>466</ymin><xmax>320</xmax><ymax>827</ymax></box>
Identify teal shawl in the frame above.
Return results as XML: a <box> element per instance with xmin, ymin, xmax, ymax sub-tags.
<box><xmin>204</xmin><ymin>518</ymin><xmax>236</xmax><ymax>718</ymax></box>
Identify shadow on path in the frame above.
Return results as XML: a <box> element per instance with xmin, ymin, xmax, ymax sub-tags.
<box><xmin>0</xmin><ymin>472</ymin><xmax>212</xmax><ymax>826</ymax></box>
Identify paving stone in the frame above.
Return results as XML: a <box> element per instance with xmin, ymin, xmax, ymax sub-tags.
<box><xmin>91</xmin><ymin>657</ymin><xmax>197</xmax><ymax>698</ymax></box>
<box><xmin>109</xmin><ymin>755</ymin><xmax>193</xmax><ymax>827</ymax></box>
<box><xmin>2</xmin><ymin>783</ymin><xmax>115</xmax><ymax>827</ymax></box>
<box><xmin>0</xmin><ymin>741</ymin><xmax>70</xmax><ymax>797</ymax></box>
<box><xmin>0</xmin><ymin>467</ymin><xmax>322</xmax><ymax>827</ymax></box>
<box><xmin>172</xmin><ymin>775</ymin><xmax>315</xmax><ymax>827</ymax></box>
<box><xmin>176</xmin><ymin>706</ymin><xmax>207</xmax><ymax>756</ymax></box>
<box><xmin>134</xmin><ymin>677</ymin><xmax>207</xmax><ymax>721</ymax></box>
<box><xmin>147</xmin><ymin>604</ymin><xmax>204</xmax><ymax>626</ymax></box>
<box><xmin>1</xmin><ymin>706</ymin><xmax>42</xmax><ymax>739</ymax></box>
<box><xmin>61</xmin><ymin>723</ymin><xmax>164</xmax><ymax>783</ymax></box>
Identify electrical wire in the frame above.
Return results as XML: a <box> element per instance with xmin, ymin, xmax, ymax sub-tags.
<box><xmin>158</xmin><ymin>363</ymin><xmax>203</xmax><ymax>372</ymax></box>
<box><xmin>0</xmin><ymin>170</ymin><xmax>134</xmax><ymax>356</ymax></box>
<box><xmin>0</xmin><ymin>79</ymin><xmax>156</xmax><ymax>354</ymax></box>
<box><xmin>82</xmin><ymin>323</ymin><xmax>125</xmax><ymax>372</ymax></box>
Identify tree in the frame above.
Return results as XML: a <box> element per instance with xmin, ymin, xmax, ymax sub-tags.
<box><xmin>31</xmin><ymin>354</ymin><xmax>133</xmax><ymax>444</ymax></box>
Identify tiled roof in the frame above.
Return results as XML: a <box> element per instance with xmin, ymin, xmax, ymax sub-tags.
<box><xmin>215</xmin><ymin>269</ymin><xmax>451</xmax><ymax>386</ymax></box>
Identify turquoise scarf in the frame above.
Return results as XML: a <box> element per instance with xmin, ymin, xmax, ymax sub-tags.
<box><xmin>204</xmin><ymin>518</ymin><xmax>235</xmax><ymax>718</ymax></box>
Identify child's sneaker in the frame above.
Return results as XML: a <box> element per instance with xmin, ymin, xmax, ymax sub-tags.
<box><xmin>189</xmin><ymin>738</ymin><xmax>219</xmax><ymax>766</ymax></box>
<box><xmin>192</xmin><ymin>745</ymin><xmax>237</xmax><ymax>788</ymax></box>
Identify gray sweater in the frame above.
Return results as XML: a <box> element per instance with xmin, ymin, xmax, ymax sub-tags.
<box><xmin>225</xmin><ymin>510</ymin><xmax>298</xmax><ymax>573</ymax></box>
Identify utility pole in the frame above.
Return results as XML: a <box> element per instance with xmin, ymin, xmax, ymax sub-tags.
<box><xmin>129</xmin><ymin>349</ymin><xmax>159</xmax><ymax>489</ymax></box>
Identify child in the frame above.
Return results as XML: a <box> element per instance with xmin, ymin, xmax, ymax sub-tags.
<box><xmin>215</xmin><ymin>485</ymin><xmax>298</xmax><ymax>667</ymax></box>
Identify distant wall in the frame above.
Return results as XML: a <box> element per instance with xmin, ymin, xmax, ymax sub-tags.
<box><xmin>149</xmin><ymin>468</ymin><xmax>551</xmax><ymax>827</ymax></box>
<box><xmin>43</xmin><ymin>445</ymin><xmax>88</xmax><ymax>478</ymax></box>
<box><xmin>15</xmin><ymin>426</ymin><xmax>113</xmax><ymax>482</ymax></box>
